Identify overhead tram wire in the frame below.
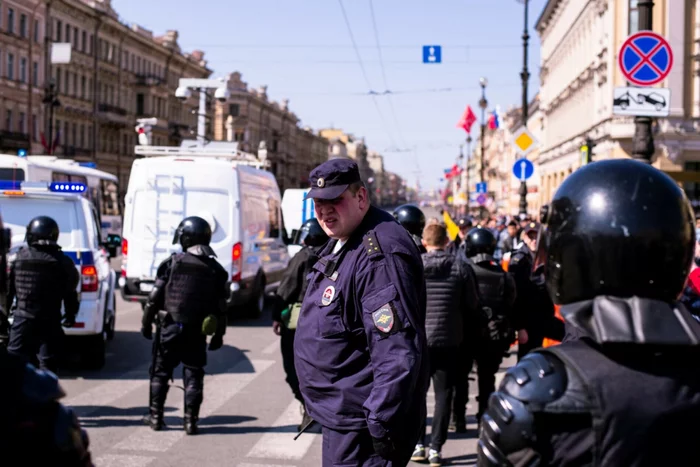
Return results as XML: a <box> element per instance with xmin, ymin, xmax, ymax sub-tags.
<box><xmin>338</xmin><ymin>0</ymin><xmax>398</xmax><ymax>149</ymax></box>
<box><xmin>368</xmin><ymin>0</ymin><xmax>409</xmax><ymax>150</ymax></box>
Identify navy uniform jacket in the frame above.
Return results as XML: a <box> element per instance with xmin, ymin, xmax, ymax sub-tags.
<box><xmin>294</xmin><ymin>206</ymin><xmax>429</xmax><ymax>440</ymax></box>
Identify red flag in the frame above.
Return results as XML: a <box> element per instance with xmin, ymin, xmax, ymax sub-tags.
<box><xmin>40</xmin><ymin>132</ymin><xmax>49</xmax><ymax>153</ymax></box>
<box><xmin>457</xmin><ymin>105</ymin><xmax>477</xmax><ymax>134</ymax></box>
<box><xmin>51</xmin><ymin>129</ymin><xmax>61</xmax><ymax>154</ymax></box>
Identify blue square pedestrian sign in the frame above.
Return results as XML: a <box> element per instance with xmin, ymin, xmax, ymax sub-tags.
<box><xmin>476</xmin><ymin>182</ymin><xmax>487</xmax><ymax>194</ymax></box>
<box><xmin>422</xmin><ymin>46</ymin><xmax>441</xmax><ymax>64</ymax></box>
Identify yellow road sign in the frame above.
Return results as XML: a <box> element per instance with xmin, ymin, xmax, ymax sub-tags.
<box><xmin>512</xmin><ymin>126</ymin><xmax>539</xmax><ymax>156</ymax></box>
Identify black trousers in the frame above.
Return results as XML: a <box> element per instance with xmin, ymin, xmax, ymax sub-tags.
<box><xmin>150</xmin><ymin>319</ymin><xmax>207</xmax><ymax>415</ymax></box>
<box><xmin>280</xmin><ymin>326</ymin><xmax>303</xmax><ymax>403</ymax></box>
<box><xmin>452</xmin><ymin>339</ymin><xmax>505</xmax><ymax>423</ymax></box>
<box><xmin>322</xmin><ymin>426</ymin><xmax>415</xmax><ymax>467</ymax></box>
<box><xmin>8</xmin><ymin>315</ymin><xmax>64</xmax><ymax>373</ymax></box>
<box><xmin>420</xmin><ymin>346</ymin><xmax>458</xmax><ymax>451</ymax></box>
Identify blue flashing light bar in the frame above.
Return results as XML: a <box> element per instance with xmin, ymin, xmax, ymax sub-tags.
<box><xmin>79</xmin><ymin>162</ymin><xmax>96</xmax><ymax>168</ymax></box>
<box><xmin>49</xmin><ymin>182</ymin><xmax>87</xmax><ymax>193</ymax></box>
<box><xmin>0</xmin><ymin>180</ymin><xmax>21</xmax><ymax>190</ymax></box>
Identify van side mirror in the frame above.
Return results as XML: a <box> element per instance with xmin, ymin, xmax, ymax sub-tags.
<box><xmin>104</xmin><ymin>234</ymin><xmax>122</xmax><ymax>258</ymax></box>
<box><xmin>106</xmin><ymin>234</ymin><xmax>121</xmax><ymax>247</ymax></box>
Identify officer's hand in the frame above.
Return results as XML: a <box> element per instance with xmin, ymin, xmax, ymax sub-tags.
<box><xmin>208</xmin><ymin>334</ymin><xmax>223</xmax><ymax>351</ymax></box>
<box><xmin>372</xmin><ymin>436</ymin><xmax>396</xmax><ymax>459</ymax></box>
<box><xmin>62</xmin><ymin>315</ymin><xmax>76</xmax><ymax>328</ymax></box>
<box><xmin>141</xmin><ymin>325</ymin><xmax>153</xmax><ymax>340</ymax></box>
<box><xmin>272</xmin><ymin>321</ymin><xmax>282</xmax><ymax>336</ymax></box>
<box><xmin>518</xmin><ymin>328</ymin><xmax>529</xmax><ymax>344</ymax></box>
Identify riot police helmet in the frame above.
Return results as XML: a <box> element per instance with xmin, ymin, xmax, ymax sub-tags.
<box><xmin>296</xmin><ymin>218</ymin><xmax>329</xmax><ymax>247</ymax></box>
<box><xmin>172</xmin><ymin>216</ymin><xmax>212</xmax><ymax>250</ymax></box>
<box><xmin>537</xmin><ymin>159</ymin><xmax>695</xmax><ymax>305</ymax></box>
<box><xmin>465</xmin><ymin>227</ymin><xmax>497</xmax><ymax>257</ymax></box>
<box><xmin>25</xmin><ymin>216</ymin><xmax>59</xmax><ymax>246</ymax></box>
<box><xmin>393</xmin><ymin>204</ymin><xmax>426</xmax><ymax>238</ymax></box>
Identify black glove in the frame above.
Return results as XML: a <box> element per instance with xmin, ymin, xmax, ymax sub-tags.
<box><xmin>62</xmin><ymin>314</ymin><xmax>76</xmax><ymax>328</ymax></box>
<box><xmin>141</xmin><ymin>325</ymin><xmax>153</xmax><ymax>340</ymax></box>
<box><xmin>372</xmin><ymin>435</ymin><xmax>396</xmax><ymax>459</ymax></box>
<box><xmin>208</xmin><ymin>334</ymin><xmax>223</xmax><ymax>351</ymax></box>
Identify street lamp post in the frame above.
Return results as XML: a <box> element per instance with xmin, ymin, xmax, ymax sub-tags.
<box><xmin>518</xmin><ymin>0</ymin><xmax>530</xmax><ymax>216</ymax></box>
<box><xmin>478</xmin><ymin>77</ymin><xmax>488</xmax><ymax>218</ymax></box>
<box><xmin>479</xmin><ymin>77</ymin><xmax>488</xmax><ymax>184</ymax></box>
<box><xmin>632</xmin><ymin>0</ymin><xmax>655</xmax><ymax>163</ymax></box>
<box><xmin>176</xmin><ymin>78</ymin><xmax>231</xmax><ymax>148</ymax></box>
<box><xmin>42</xmin><ymin>79</ymin><xmax>60</xmax><ymax>155</ymax></box>
<box><xmin>465</xmin><ymin>135</ymin><xmax>472</xmax><ymax>214</ymax></box>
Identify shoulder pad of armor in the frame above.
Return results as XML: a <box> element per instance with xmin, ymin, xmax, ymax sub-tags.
<box><xmin>478</xmin><ymin>352</ymin><xmax>567</xmax><ymax>466</ymax></box>
<box><xmin>363</xmin><ymin>231</ymin><xmax>382</xmax><ymax>258</ymax></box>
<box><xmin>500</xmin><ymin>351</ymin><xmax>567</xmax><ymax>406</ymax></box>
<box><xmin>21</xmin><ymin>364</ymin><xmax>66</xmax><ymax>404</ymax></box>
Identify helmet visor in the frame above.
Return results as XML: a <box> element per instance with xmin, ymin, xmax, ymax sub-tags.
<box><xmin>532</xmin><ymin>224</ymin><xmax>549</xmax><ymax>275</ymax></box>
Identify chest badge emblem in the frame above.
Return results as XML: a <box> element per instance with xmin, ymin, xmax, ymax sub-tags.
<box><xmin>321</xmin><ymin>285</ymin><xmax>336</xmax><ymax>306</ymax></box>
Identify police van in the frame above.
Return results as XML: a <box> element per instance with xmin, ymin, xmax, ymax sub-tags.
<box><xmin>0</xmin><ymin>180</ymin><xmax>118</xmax><ymax>369</ymax></box>
<box><xmin>120</xmin><ymin>144</ymin><xmax>291</xmax><ymax>318</ymax></box>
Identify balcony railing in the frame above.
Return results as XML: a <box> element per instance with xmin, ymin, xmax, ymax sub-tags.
<box><xmin>0</xmin><ymin>130</ymin><xmax>30</xmax><ymax>150</ymax></box>
<box><xmin>134</xmin><ymin>74</ymin><xmax>165</xmax><ymax>87</ymax></box>
<box><xmin>98</xmin><ymin>103</ymin><xmax>128</xmax><ymax>116</ymax></box>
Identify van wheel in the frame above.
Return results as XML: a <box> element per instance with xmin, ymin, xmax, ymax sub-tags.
<box><xmin>247</xmin><ymin>276</ymin><xmax>266</xmax><ymax>319</ymax></box>
<box><xmin>83</xmin><ymin>335</ymin><xmax>106</xmax><ymax>370</ymax></box>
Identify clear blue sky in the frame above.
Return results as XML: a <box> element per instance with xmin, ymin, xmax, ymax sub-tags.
<box><xmin>113</xmin><ymin>0</ymin><xmax>547</xmax><ymax>191</ymax></box>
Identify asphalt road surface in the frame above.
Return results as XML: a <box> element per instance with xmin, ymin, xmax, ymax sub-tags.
<box><xmin>55</xmin><ymin>268</ymin><xmax>514</xmax><ymax>467</ymax></box>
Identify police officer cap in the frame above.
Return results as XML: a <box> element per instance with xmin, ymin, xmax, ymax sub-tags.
<box><xmin>296</xmin><ymin>218</ymin><xmax>329</xmax><ymax>247</ymax></box>
<box><xmin>393</xmin><ymin>204</ymin><xmax>426</xmax><ymax>238</ymax></box>
<box><xmin>465</xmin><ymin>227</ymin><xmax>497</xmax><ymax>257</ymax></box>
<box><xmin>173</xmin><ymin>216</ymin><xmax>212</xmax><ymax>250</ymax></box>
<box><xmin>457</xmin><ymin>216</ymin><xmax>473</xmax><ymax>228</ymax></box>
<box><xmin>25</xmin><ymin>216</ymin><xmax>59</xmax><ymax>245</ymax></box>
<box><xmin>522</xmin><ymin>221</ymin><xmax>540</xmax><ymax>236</ymax></box>
<box><xmin>541</xmin><ymin>159</ymin><xmax>695</xmax><ymax>305</ymax></box>
<box><xmin>305</xmin><ymin>158</ymin><xmax>362</xmax><ymax>200</ymax></box>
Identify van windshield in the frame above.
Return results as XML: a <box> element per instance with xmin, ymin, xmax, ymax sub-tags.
<box><xmin>0</xmin><ymin>197</ymin><xmax>84</xmax><ymax>250</ymax></box>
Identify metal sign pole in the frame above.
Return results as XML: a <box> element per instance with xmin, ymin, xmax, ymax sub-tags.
<box><xmin>632</xmin><ymin>0</ymin><xmax>655</xmax><ymax>163</ymax></box>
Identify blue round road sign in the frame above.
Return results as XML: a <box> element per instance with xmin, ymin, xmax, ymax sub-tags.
<box><xmin>512</xmin><ymin>158</ymin><xmax>534</xmax><ymax>181</ymax></box>
<box><xmin>618</xmin><ymin>31</ymin><xmax>673</xmax><ymax>87</ymax></box>
<box><xmin>477</xmin><ymin>194</ymin><xmax>487</xmax><ymax>206</ymax></box>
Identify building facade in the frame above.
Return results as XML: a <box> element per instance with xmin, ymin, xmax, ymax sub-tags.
<box><xmin>536</xmin><ymin>0</ymin><xmax>700</xmax><ymax>208</ymax></box>
<box><xmin>46</xmin><ymin>0</ymin><xmax>211</xmax><ymax>187</ymax></box>
<box><xmin>0</xmin><ymin>0</ymin><xmax>47</xmax><ymax>155</ymax></box>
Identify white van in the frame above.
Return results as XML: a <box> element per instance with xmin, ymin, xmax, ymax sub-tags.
<box><xmin>281</xmin><ymin>188</ymin><xmax>316</xmax><ymax>257</ymax></box>
<box><xmin>120</xmin><ymin>145</ymin><xmax>291</xmax><ymax>318</ymax></box>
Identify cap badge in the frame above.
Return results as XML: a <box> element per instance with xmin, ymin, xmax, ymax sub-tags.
<box><xmin>317</xmin><ymin>178</ymin><xmax>325</xmax><ymax>188</ymax></box>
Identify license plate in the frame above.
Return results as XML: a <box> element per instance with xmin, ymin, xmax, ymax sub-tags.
<box><xmin>140</xmin><ymin>282</ymin><xmax>154</xmax><ymax>293</ymax></box>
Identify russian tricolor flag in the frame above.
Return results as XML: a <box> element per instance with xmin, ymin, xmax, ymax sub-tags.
<box><xmin>487</xmin><ymin>108</ymin><xmax>501</xmax><ymax>130</ymax></box>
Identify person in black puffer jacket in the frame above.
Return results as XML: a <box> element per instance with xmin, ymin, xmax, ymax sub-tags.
<box><xmin>410</xmin><ymin>223</ymin><xmax>480</xmax><ymax>466</ymax></box>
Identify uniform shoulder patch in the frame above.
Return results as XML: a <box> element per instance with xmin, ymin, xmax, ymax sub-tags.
<box><xmin>363</xmin><ymin>231</ymin><xmax>382</xmax><ymax>257</ymax></box>
<box><xmin>372</xmin><ymin>303</ymin><xmax>395</xmax><ymax>333</ymax></box>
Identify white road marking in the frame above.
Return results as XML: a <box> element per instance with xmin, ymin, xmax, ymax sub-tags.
<box><xmin>94</xmin><ymin>454</ymin><xmax>156</xmax><ymax>467</ymax></box>
<box><xmin>64</xmin><ymin>366</ymin><xmax>150</xmax><ymax>417</ymax></box>
<box><xmin>112</xmin><ymin>359</ymin><xmax>275</xmax><ymax>452</ymax></box>
<box><xmin>246</xmin><ymin>399</ymin><xmax>319</xmax><ymax>460</ymax></box>
<box><xmin>262</xmin><ymin>338</ymin><xmax>279</xmax><ymax>355</ymax></box>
